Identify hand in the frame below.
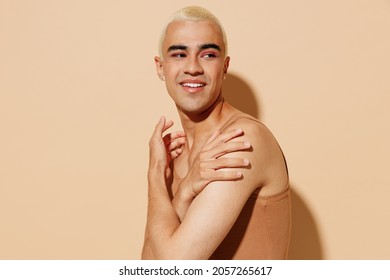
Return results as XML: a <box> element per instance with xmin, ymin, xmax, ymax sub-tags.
<box><xmin>173</xmin><ymin>128</ymin><xmax>251</xmax><ymax>220</ymax></box>
<box><xmin>148</xmin><ymin>116</ymin><xmax>185</xmax><ymax>183</ymax></box>
<box><xmin>184</xmin><ymin>128</ymin><xmax>251</xmax><ymax>195</ymax></box>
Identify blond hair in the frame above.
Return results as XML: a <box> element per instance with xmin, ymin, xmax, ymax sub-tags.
<box><xmin>158</xmin><ymin>6</ymin><xmax>228</xmax><ymax>58</ymax></box>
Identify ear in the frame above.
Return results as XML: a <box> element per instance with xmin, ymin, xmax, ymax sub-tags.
<box><xmin>154</xmin><ymin>56</ymin><xmax>165</xmax><ymax>81</ymax></box>
<box><xmin>223</xmin><ymin>56</ymin><xmax>230</xmax><ymax>74</ymax></box>
<box><xmin>223</xmin><ymin>56</ymin><xmax>230</xmax><ymax>79</ymax></box>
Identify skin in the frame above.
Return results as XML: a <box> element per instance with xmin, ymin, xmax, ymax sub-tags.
<box><xmin>142</xmin><ymin>20</ymin><xmax>288</xmax><ymax>259</ymax></box>
<box><xmin>155</xmin><ymin>20</ymin><xmax>230</xmax><ymax>124</ymax></box>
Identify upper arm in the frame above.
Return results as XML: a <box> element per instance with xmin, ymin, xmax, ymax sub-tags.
<box><xmin>154</xmin><ymin>121</ymin><xmax>287</xmax><ymax>259</ymax></box>
<box><xmin>156</xmin><ymin>124</ymin><xmax>261</xmax><ymax>259</ymax></box>
<box><xmin>166</xmin><ymin>174</ymin><xmax>256</xmax><ymax>259</ymax></box>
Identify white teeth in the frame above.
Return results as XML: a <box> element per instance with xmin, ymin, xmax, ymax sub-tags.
<box><xmin>182</xmin><ymin>83</ymin><xmax>204</xmax><ymax>88</ymax></box>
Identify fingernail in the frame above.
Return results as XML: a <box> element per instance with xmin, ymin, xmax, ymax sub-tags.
<box><xmin>244</xmin><ymin>142</ymin><xmax>251</xmax><ymax>147</ymax></box>
<box><xmin>243</xmin><ymin>159</ymin><xmax>249</xmax><ymax>165</ymax></box>
<box><xmin>236</xmin><ymin>128</ymin><xmax>243</xmax><ymax>133</ymax></box>
<box><xmin>236</xmin><ymin>172</ymin><xmax>243</xmax><ymax>177</ymax></box>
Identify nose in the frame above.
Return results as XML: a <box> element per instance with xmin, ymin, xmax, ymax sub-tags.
<box><xmin>183</xmin><ymin>57</ymin><xmax>204</xmax><ymax>76</ymax></box>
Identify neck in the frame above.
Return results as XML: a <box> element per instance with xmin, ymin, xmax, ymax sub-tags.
<box><xmin>178</xmin><ymin>96</ymin><xmax>233</xmax><ymax>150</ymax></box>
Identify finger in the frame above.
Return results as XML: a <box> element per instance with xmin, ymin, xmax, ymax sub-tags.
<box><xmin>151</xmin><ymin>116</ymin><xmax>166</xmax><ymax>140</ymax></box>
<box><xmin>167</xmin><ymin>137</ymin><xmax>186</xmax><ymax>151</ymax></box>
<box><xmin>202</xmin><ymin>158</ymin><xmax>250</xmax><ymax>170</ymax></box>
<box><xmin>170</xmin><ymin>148</ymin><xmax>183</xmax><ymax>160</ymax></box>
<box><xmin>217</xmin><ymin>128</ymin><xmax>244</xmax><ymax>143</ymax></box>
<box><xmin>201</xmin><ymin>169</ymin><xmax>243</xmax><ymax>181</ymax></box>
<box><xmin>163</xmin><ymin>119</ymin><xmax>174</xmax><ymax>132</ymax></box>
<box><xmin>205</xmin><ymin>128</ymin><xmax>244</xmax><ymax>150</ymax></box>
<box><xmin>153</xmin><ymin>116</ymin><xmax>175</xmax><ymax>139</ymax></box>
<box><xmin>163</xmin><ymin>131</ymin><xmax>186</xmax><ymax>146</ymax></box>
<box><xmin>209</xmin><ymin>141</ymin><xmax>251</xmax><ymax>158</ymax></box>
<box><xmin>170</xmin><ymin>131</ymin><xmax>186</xmax><ymax>139</ymax></box>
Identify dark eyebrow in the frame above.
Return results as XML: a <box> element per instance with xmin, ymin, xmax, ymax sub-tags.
<box><xmin>167</xmin><ymin>43</ymin><xmax>221</xmax><ymax>53</ymax></box>
<box><xmin>167</xmin><ymin>45</ymin><xmax>188</xmax><ymax>52</ymax></box>
<box><xmin>200</xmin><ymin>43</ymin><xmax>221</xmax><ymax>51</ymax></box>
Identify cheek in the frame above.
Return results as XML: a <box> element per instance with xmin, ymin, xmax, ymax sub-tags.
<box><xmin>205</xmin><ymin>62</ymin><xmax>224</xmax><ymax>75</ymax></box>
<box><xmin>163</xmin><ymin>61</ymin><xmax>181</xmax><ymax>76</ymax></box>
<box><xmin>207</xmin><ymin>67</ymin><xmax>224</xmax><ymax>81</ymax></box>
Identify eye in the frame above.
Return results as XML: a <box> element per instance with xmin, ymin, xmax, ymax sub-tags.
<box><xmin>171</xmin><ymin>52</ymin><xmax>186</xmax><ymax>58</ymax></box>
<box><xmin>201</xmin><ymin>52</ymin><xmax>217</xmax><ymax>59</ymax></box>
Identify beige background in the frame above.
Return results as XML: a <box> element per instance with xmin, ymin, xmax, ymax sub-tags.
<box><xmin>1</xmin><ymin>0</ymin><xmax>389</xmax><ymax>259</ymax></box>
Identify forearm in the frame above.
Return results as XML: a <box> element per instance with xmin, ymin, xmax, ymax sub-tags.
<box><xmin>141</xmin><ymin>237</ymin><xmax>154</xmax><ymax>259</ymax></box>
<box><xmin>172</xmin><ymin>184</ymin><xmax>194</xmax><ymax>221</ymax></box>
<box><xmin>143</xmin><ymin>167</ymin><xmax>181</xmax><ymax>259</ymax></box>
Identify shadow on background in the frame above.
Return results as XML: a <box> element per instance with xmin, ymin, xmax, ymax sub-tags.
<box><xmin>223</xmin><ymin>73</ymin><xmax>260</xmax><ymax>118</ymax></box>
<box><xmin>223</xmin><ymin>73</ymin><xmax>323</xmax><ymax>259</ymax></box>
<box><xmin>288</xmin><ymin>186</ymin><xmax>323</xmax><ymax>259</ymax></box>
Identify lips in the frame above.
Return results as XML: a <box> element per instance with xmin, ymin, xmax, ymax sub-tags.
<box><xmin>180</xmin><ymin>80</ymin><xmax>206</xmax><ymax>92</ymax></box>
<box><xmin>181</xmin><ymin>83</ymin><xmax>204</xmax><ymax>88</ymax></box>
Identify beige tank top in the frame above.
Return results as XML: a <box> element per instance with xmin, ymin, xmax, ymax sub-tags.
<box><xmin>209</xmin><ymin>113</ymin><xmax>291</xmax><ymax>259</ymax></box>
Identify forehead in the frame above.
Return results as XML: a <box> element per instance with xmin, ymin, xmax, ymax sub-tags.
<box><xmin>163</xmin><ymin>20</ymin><xmax>225</xmax><ymax>51</ymax></box>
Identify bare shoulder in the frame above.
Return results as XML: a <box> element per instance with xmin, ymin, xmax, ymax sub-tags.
<box><xmin>172</xmin><ymin>115</ymin><xmax>288</xmax><ymax>258</ymax></box>
<box><xmin>221</xmin><ymin>114</ymin><xmax>288</xmax><ymax>196</ymax></box>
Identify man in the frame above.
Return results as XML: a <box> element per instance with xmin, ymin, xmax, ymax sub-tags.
<box><xmin>142</xmin><ymin>6</ymin><xmax>290</xmax><ymax>260</ymax></box>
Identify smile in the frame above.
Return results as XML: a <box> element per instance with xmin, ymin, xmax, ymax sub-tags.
<box><xmin>181</xmin><ymin>83</ymin><xmax>205</xmax><ymax>88</ymax></box>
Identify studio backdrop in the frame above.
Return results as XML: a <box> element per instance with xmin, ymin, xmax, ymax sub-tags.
<box><xmin>1</xmin><ymin>0</ymin><xmax>389</xmax><ymax>259</ymax></box>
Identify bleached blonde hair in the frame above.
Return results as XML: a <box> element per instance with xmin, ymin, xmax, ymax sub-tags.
<box><xmin>158</xmin><ymin>6</ymin><xmax>228</xmax><ymax>58</ymax></box>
